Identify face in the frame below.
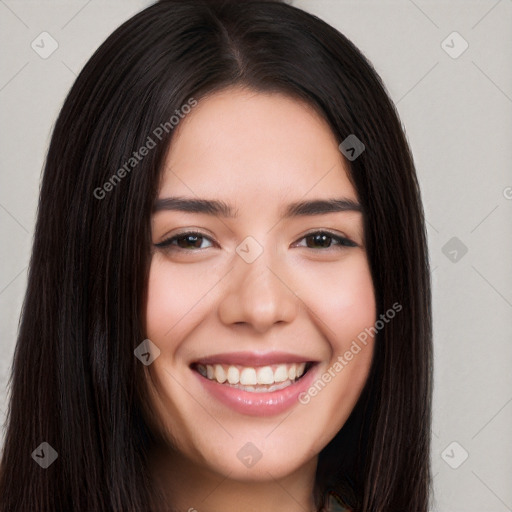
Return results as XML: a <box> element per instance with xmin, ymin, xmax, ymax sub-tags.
<box><xmin>144</xmin><ymin>87</ymin><xmax>376</xmax><ymax>482</ymax></box>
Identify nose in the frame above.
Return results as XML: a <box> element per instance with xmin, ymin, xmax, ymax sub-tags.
<box><xmin>217</xmin><ymin>247</ymin><xmax>299</xmax><ymax>333</ymax></box>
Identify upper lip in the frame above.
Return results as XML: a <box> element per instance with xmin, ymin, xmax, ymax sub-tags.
<box><xmin>192</xmin><ymin>351</ymin><xmax>318</xmax><ymax>367</ymax></box>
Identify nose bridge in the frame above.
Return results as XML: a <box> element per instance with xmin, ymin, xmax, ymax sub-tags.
<box><xmin>217</xmin><ymin>237</ymin><xmax>298</xmax><ymax>332</ymax></box>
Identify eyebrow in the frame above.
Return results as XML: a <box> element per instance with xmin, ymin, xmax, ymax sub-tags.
<box><xmin>153</xmin><ymin>196</ymin><xmax>362</xmax><ymax>217</ymax></box>
<box><xmin>283</xmin><ymin>198</ymin><xmax>362</xmax><ymax>217</ymax></box>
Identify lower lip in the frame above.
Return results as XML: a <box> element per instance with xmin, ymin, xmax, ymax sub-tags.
<box><xmin>191</xmin><ymin>363</ymin><xmax>319</xmax><ymax>417</ymax></box>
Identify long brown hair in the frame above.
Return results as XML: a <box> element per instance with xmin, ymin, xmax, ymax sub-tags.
<box><xmin>0</xmin><ymin>1</ymin><xmax>432</xmax><ymax>510</ymax></box>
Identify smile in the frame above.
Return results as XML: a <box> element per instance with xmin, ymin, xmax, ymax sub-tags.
<box><xmin>193</xmin><ymin>361</ymin><xmax>313</xmax><ymax>392</ymax></box>
<box><xmin>190</xmin><ymin>359</ymin><xmax>319</xmax><ymax>416</ymax></box>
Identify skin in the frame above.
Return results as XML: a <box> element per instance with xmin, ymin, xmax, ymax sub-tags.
<box><xmin>144</xmin><ymin>86</ymin><xmax>376</xmax><ymax>512</ymax></box>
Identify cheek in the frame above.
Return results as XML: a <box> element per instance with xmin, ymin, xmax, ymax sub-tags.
<box><xmin>297</xmin><ymin>252</ymin><xmax>376</xmax><ymax>343</ymax></box>
<box><xmin>145</xmin><ymin>256</ymin><xmax>211</xmax><ymax>343</ymax></box>
<box><xmin>293</xmin><ymin>255</ymin><xmax>376</xmax><ymax>440</ymax></box>
<box><xmin>297</xmin><ymin>252</ymin><xmax>376</xmax><ymax>394</ymax></box>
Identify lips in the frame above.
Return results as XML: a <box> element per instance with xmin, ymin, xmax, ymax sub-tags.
<box><xmin>192</xmin><ymin>350</ymin><xmax>317</xmax><ymax>367</ymax></box>
<box><xmin>192</xmin><ymin>364</ymin><xmax>320</xmax><ymax>417</ymax></box>
<box><xmin>188</xmin><ymin>351</ymin><xmax>320</xmax><ymax>416</ymax></box>
<box><xmin>189</xmin><ymin>351</ymin><xmax>317</xmax><ymax>387</ymax></box>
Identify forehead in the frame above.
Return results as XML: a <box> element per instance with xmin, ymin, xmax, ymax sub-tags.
<box><xmin>158</xmin><ymin>87</ymin><xmax>357</xmax><ymax>203</ymax></box>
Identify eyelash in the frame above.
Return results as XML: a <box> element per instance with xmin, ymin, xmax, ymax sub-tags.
<box><xmin>154</xmin><ymin>230</ymin><xmax>358</xmax><ymax>252</ymax></box>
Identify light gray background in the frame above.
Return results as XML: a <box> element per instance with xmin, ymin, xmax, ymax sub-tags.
<box><xmin>1</xmin><ymin>1</ymin><xmax>511</xmax><ymax>511</ymax></box>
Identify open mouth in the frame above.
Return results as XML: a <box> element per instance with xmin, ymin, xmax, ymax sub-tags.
<box><xmin>190</xmin><ymin>361</ymin><xmax>316</xmax><ymax>393</ymax></box>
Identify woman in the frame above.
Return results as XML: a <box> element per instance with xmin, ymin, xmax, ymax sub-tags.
<box><xmin>0</xmin><ymin>1</ymin><xmax>433</xmax><ymax>511</ymax></box>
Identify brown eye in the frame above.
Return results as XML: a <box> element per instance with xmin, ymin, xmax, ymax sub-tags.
<box><xmin>297</xmin><ymin>231</ymin><xmax>357</xmax><ymax>250</ymax></box>
<box><xmin>155</xmin><ymin>232</ymin><xmax>214</xmax><ymax>251</ymax></box>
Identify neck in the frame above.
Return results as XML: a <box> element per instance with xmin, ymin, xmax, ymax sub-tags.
<box><xmin>148</xmin><ymin>441</ymin><xmax>320</xmax><ymax>512</ymax></box>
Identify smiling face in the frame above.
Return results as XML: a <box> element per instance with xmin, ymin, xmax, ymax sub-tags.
<box><xmin>144</xmin><ymin>86</ymin><xmax>376</xmax><ymax>483</ymax></box>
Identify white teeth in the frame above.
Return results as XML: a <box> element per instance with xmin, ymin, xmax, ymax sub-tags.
<box><xmin>227</xmin><ymin>366</ymin><xmax>239</xmax><ymax>384</ymax></box>
<box><xmin>197</xmin><ymin>361</ymin><xmax>311</xmax><ymax>387</ymax></box>
<box><xmin>274</xmin><ymin>364</ymin><xmax>288</xmax><ymax>382</ymax></box>
<box><xmin>256</xmin><ymin>366</ymin><xmax>274</xmax><ymax>385</ymax></box>
<box><xmin>214</xmin><ymin>364</ymin><xmax>227</xmax><ymax>383</ymax></box>
<box><xmin>239</xmin><ymin>367</ymin><xmax>257</xmax><ymax>385</ymax></box>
